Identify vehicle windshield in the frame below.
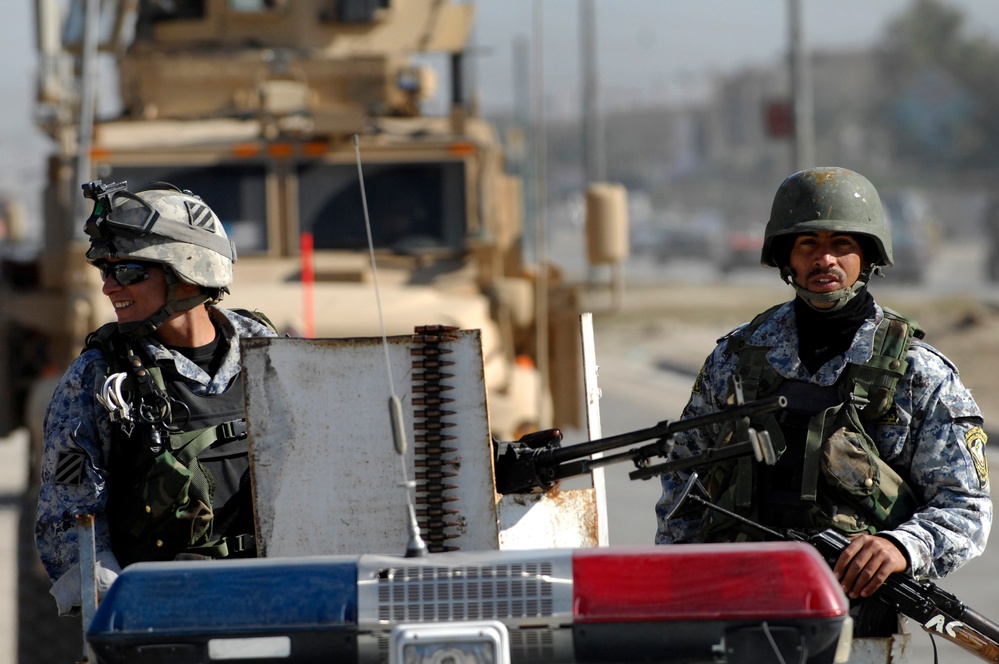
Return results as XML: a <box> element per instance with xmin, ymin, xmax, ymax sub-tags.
<box><xmin>297</xmin><ymin>161</ymin><xmax>466</xmax><ymax>254</ymax></box>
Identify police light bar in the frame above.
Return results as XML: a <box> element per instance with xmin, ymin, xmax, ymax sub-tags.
<box><xmin>87</xmin><ymin>543</ymin><xmax>850</xmax><ymax>664</ymax></box>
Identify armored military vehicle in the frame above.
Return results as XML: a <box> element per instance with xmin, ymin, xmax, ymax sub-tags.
<box><xmin>3</xmin><ymin>0</ymin><xmax>616</xmax><ymax>448</ymax></box>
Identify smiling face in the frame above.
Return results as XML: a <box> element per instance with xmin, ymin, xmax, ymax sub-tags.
<box><xmin>787</xmin><ymin>231</ymin><xmax>865</xmax><ymax>309</ymax></box>
<box><xmin>100</xmin><ymin>258</ymin><xmax>169</xmax><ymax>326</ymax></box>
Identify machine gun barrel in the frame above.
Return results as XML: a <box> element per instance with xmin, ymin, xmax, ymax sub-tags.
<box><xmin>553</xmin><ymin>394</ymin><xmax>784</xmax><ymax>464</ymax></box>
<box><xmin>493</xmin><ymin>394</ymin><xmax>785</xmax><ymax>494</ymax></box>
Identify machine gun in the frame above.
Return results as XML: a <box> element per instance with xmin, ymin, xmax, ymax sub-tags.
<box><xmin>493</xmin><ymin>377</ymin><xmax>785</xmax><ymax>494</ymax></box>
<box><xmin>669</xmin><ymin>472</ymin><xmax>999</xmax><ymax>664</ymax></box>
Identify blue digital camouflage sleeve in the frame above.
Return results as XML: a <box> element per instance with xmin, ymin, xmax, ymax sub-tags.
<box><xmin>876</xmin><ymin>339</ymin><xmax>992</xmax><ymax>579</ymax></box>
<box><xmin>34</xmin><ymin>348</ymin><xmax>120</xmax><ymax>614</ymax></box>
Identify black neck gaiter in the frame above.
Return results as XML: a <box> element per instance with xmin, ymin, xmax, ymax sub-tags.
<box><xmin>165</xmin><ymin>326</ymin><xmax>225</xmax><ymax>376</ymax></box>
<box><xmin>794</xmin><ymin>288</ymin><xmax>875</xmax><ymax>375</ymax></box>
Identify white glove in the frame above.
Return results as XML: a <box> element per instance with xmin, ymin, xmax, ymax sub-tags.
<box><xmin>50</xmin><ymin>551</ymin><xmax>123</xmax><ymax>617</ymax></box>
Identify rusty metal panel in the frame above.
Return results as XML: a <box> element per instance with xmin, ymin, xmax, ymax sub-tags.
<box><xmin>848</xmin><ymin>634</ymin><xmax>912</xmax><ymax>663</ymax></box>
<box><xmin>496</xmin><ymin>490</ymin><xmax>599</xmax><ymax>549</ymax></box>
<box><xmin>242</xmin><ymin>331</ymin><xmax>603</xmax><ymax>557</ymax></box>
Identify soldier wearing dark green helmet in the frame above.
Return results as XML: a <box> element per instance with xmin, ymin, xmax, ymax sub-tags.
<box><xmin>761</xmin><ymin>166</ymin><xmax>892</xmax><ymax>310</ymax></box>
<box><xmin>657</xmin><ymin>167</ymin><xmax>990</xmax><ymax>643</ymax></box>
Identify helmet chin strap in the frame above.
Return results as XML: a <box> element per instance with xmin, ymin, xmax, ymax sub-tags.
<box><xmin>118</xmin><ymin>270</ymin><xmax>211</xmax><ymax>339</ymax></box>
<box><xmin>780</xmin><ymin>265</ymin><xmax>879</xmax><ymax>312</ymax></box>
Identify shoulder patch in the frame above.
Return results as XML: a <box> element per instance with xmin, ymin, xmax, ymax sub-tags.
<box><xmin>965</xmin><ymin>426</ymin><xmax>989</xmax><ymax>490</ymax></box>
<box><xmin>55</xmin><ymin>450</ymin><xmax>87</xmax><ymax>486</ymax></box>
<box><xmin>691</xmin><ymin>367</ymin><xmax>704</xmax><ymax>395</ymax></box>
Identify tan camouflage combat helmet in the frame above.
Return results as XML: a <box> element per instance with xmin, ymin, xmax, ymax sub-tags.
<box><xmin>82</xmin><ymin>181</ymin><xmax>237</xmax><ymax>337</ymax></box>
<box><xmin>83</xmin><ymin>180</ymin><xmax>236</xmax><ymax>290</ymax></box>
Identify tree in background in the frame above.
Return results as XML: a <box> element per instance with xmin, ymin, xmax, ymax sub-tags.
<box><xmin>879</xmin><ymin>0</ymin><xmax>999</xmax><ymax>172</ymax></box>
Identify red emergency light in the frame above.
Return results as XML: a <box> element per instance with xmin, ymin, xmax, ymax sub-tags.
<box><xmin>573</xmin><ymin>542</ymin><xmax>846</xmax><ymax>623</ymax></box>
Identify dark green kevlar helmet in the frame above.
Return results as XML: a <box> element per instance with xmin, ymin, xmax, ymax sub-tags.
<box><xmin>761</xmin><ymin>167</ymin><xmax>893</xmax><ymax>268</ymax></box>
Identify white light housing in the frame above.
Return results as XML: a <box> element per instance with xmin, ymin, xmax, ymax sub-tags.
<box><xmin>390</xmin><ymin>620</ymin><xmax>510</xmax><ymax>664</ymax></box>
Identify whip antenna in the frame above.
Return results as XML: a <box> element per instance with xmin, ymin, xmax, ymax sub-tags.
<box><xmin>354</xmin><ymin>134</ymin><xmax>427</xmax><ymax>558</ymax></box>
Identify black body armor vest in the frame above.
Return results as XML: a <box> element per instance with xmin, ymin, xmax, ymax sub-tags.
<box><xmin>87</xmin><ymin>314</ymin><xmax>266</xmax><ymax>566</ymax></box>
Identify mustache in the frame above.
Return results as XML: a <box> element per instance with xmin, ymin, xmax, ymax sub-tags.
<box><xmin>805</xmin><ymin>266</ymin><xmax>846</xmax><ymax>281</ymax></box>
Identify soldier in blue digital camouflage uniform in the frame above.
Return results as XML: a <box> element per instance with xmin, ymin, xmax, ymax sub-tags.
<box><xmin>655</xmin><ymin>167</ymin><xmax>991</xmax><ymax>637</ymax></box>
<box><xmin>35</xmin><ymin>181</ymin><xmax>277</xmax><ymax>615</ymax></box>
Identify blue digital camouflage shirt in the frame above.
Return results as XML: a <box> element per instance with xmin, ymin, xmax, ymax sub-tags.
<box><xmin>35</xmin><ymin>307</ymin><xmax>277</xmax><ymax>612</ymax></box>
<box><xmin>655</xmin><ymin>300</ymin><xmax>992</xmax><ymax>580</ymax></box>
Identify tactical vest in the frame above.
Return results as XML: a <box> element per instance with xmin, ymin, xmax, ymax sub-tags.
<box><xmin>87</xmin><ymin>310</ymin><xmax>273</xmax><ymax>566</ymax></box>
<box><xmin>702</xmin><ymin>305</ymin><xmax>923</xmax><ymax>540</ymax></box>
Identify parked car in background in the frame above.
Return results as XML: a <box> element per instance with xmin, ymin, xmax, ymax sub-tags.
<box><xmin>879</xmin><ymin>192</ymin><xmax>936</xmax><ymax>284</ymax></box>
<box><xmin>719</xmin><ymin>229</ymin><xmax>764</xmax><ymax>274</ymax></box>
<box><xmin>631</xmin><ymin>211</ymin><xmax>727</xmax><ymax>266</ymax></box>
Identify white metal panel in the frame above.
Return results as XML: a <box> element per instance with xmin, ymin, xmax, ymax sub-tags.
<box><xmin>242</xmin><ymin>331</ymin><xmax>602</xmax><ymax>557</ymax></box>
<box><xmin>580</xmin><ymin>312</ymin><xmax>609</xmax><ymax>547</ymax></box>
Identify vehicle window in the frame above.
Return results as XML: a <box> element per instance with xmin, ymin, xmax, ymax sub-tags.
<box><xmin>296</xmin><ymin>161</ymin><xmax>465</xmax><ymax>253</ymax></box>
<box><xmin>143</xmin><ymin>0</ymin><xmax>205</xmax><ymax>21</ymax></box>
<box><xmin>228</xmin><ymin>0</ymin><xmax>281</xmax><ymax>12</ymax></box>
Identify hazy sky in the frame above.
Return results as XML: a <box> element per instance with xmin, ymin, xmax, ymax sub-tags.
<box><xmin>469</xmin><ymin>0</ymin><xmax>999</xmax><ymax>114</ymax></box>
<box><xmin>1</xmin><ymin>1</ymin><xmax>998</xmax><ymax>220</ymax></box>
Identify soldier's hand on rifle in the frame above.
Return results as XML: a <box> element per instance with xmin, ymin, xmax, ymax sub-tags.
<box><xmin>833</xmin><ymin>534</ymin><xmax>908</xmax><ymax>599</ymax></box>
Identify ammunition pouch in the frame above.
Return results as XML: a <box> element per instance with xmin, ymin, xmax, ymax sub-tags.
<box><xmin>109</xmin><ymin>442</ymin><xmax>214</xmax><ymax>566</ymax></box>
<box><xmin>811</xmin><ymin>401</ymin><xmax>918</xmax><ymax>533</ymax></box>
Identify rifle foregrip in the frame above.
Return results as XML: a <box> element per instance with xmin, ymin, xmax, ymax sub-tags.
<box><xmin>927</xmin><ymin>619</ymin><xmax>999</xmax><ymax>663</ymax></box>
<box><xmin>960</xmin><ymin>608</ymin><xmax>999</xmax><ymax>655</ymax></box>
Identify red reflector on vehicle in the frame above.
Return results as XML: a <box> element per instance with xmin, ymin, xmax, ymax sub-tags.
<box><xmin>448</xmin><ymin>142</ymin><xmax>477</xmax><ymax>156</ymax></box>
<box><xmin>232</xmin><ymin>143</ymin><xmax>261</xmax><ymax>158</ymax></box>
<box><xmin>572</xmin><ymin>543</ymin><xmax>847</xmax><ymax>623</ymax></box>
<box><xmin>268</xmin><ymin>142</ymin><xmax>295</xmax><ymax>158</ymax></box>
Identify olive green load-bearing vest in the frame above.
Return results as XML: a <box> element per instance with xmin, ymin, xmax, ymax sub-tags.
<box><xmin>702</xmin><ymin>306</ymin><xmax>924</xmax><ymax>540</ymax></box>
<box><xmin>86</xmin><ymin>310</ymin><xmax>274</xmax><ymax>566</ymax></box>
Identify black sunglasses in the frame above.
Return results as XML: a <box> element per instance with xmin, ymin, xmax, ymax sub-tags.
<box><xmin>95</xmin><ymin>261</ymin><xmax>158</xmax><ymax>287</ymax></box>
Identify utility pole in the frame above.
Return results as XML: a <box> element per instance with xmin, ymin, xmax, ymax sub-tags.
<box><xmin>75</xmin><ymin>0</ymin><xmax>101</xmax><ymax>232</ymax></box>
<box><xmin>789</xmin><ymin>0</ymin><xmax>816</xmax><ymax>170</ymax></box>
<box><xmin>532</xmin><ymin>0</ymin><xmax>551</xmax><ymax>428</ymax></box>
<box><xmin>580</xmin><ymin>0</ymin><xmax>605</xmax><ymax>185</ymax></box>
